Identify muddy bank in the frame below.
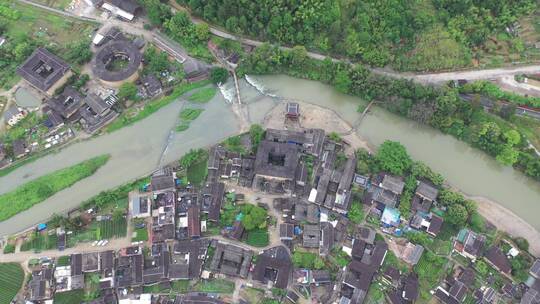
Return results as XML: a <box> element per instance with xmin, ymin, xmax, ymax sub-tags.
<box><xmin>472</xmin><ymin>196</ymin><xmax>540</xmax><ymax>257</ymax></box>
<box><xmin>262</xmin><ymin>100</ymin><xmax>373</xmax><ymax>153</ymax></box>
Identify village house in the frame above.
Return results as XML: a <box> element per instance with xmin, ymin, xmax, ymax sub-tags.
<box><xmin>412</xmin><ymin>181</ymin><xmax>439</xmax><ymax>213</ymax></box>
<box><xmin>209</xmin><ymin>242</ymin><xmax>252</xmax><ymax>278</ymax></box>
<box><xmin>141</xmin><ymin>75</ymin><xmax>163</xmax><ymax>98</ymax></box>
<box><xmin>129</xmin><ymin>192</ymin><xmax>152</xmax><ymax>219</ymax></box>
<box><xmin>484</xmin><ymin>246</ymin><xmax>512</xmax><ymax>276</ymax></box>
<box><xmin>169</xmin><ymin>240</ymin><xmax>208</xmax><ymax>280</ymax></box>
<box><xmin>27</xmin><ymin>266</ymin><xmax>54</xmax><ymax>302</ymax></box>
<box><xmin>17</xmin><ymin>48</ymin><xmax>72</xmax><ymax>96</ymax></box>
<box><xmin>400</xmin><ymin>242</ymin><xmax>424</xmax><ymax>266</ymax></box>
<box><xmin>319</xmin><ymin>222</ymin><xmax>335</xmax><ymax>257</ymax></box>
<box><xmin>101</xmin><ymin>0</ymin><xmax>142</xmax><ymax>21</ymax></box>
<box><xmin>150</xmin><ymin>168</ymin><xmax>176</xmax><ymax>194</ymax></box>
<box><xmin>454</xmin><ymin>228</ymin><xmax>486</xmax><ymax>261</ymax></box>
<box><xmin>434</xmin><ymin>266</ymin><xmax>476</xmax><ymax>304</ymax></box>
<box><xmin>365</xmin><ymin>174</ymin><xmax>405</xmax><ymax>210</ymax></box>
<box><xmin>12</xmin><ymin>139</ymin><xmax>28</xmax><ymax>158</ymax></box>
<box><xmin>253</xmin><ymin>140</ymin><xmax>300</xmax><ymax>193</ymax></box>
<box><xmin>252</xmin><ymin>246</ymin><xmax>292</xmax><ymax>289</ymax></box>
<box><xmin>280</xmin><ymin>223</ymin><xmax>294</xmax><ymax>241</ymax></box>
<box><xmin>3</xmin><ymin>106</ymin><xmax>26</xmax><ymax>126</ymax></box>
<box><xmin>409</xmin><ymin>212</ymin><xmax>444</xmax><ymax>237</ymax></box>
<box><xmin>339</xmin><ymin>241</ymin><xmax>388</xmax><ymax>304</ymax></box>
<box><xmin>302</xmin><ymin>224</ymin><xmax>320</xmax><ymax>248</ymax></box>
<box><xmin>521</xmin><ymin>260</ymin><xmax>540</xmax><ymax>304</ymax></box>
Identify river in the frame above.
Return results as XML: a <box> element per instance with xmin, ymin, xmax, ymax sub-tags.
<box><xmin>1</xmin><ymin>74</ymin><xmax>540</xmax><ymax>236</ymax></box>
<box><xmin>0</xmin><ymin>94</ymin><xmax>239</xmax><ymax>235</ymax></box>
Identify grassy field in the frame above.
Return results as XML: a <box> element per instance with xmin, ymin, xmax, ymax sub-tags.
<box><xmin>0</xmin><ymin>155</ymin><xmax>109</xmax><ymax>221</ymax></box>
<box><xmin>194</xmin><ymin>279</ymin><xmax>235</xmax><ymax>294</ymax></box>
<box><xmin>0</xmin><ymin>263</ymin><xmax>24</xmax><ymax>304</ymax></box>
<box><xmin>53</xmin><ymin>290</ymin><xmax>85</xmax><ymax>304</ymax></box>
<box><xmin>20</xmin><ymin>231</ymin><xmax>58</xmax><ymax>252</ymax></box>
<box><xmin>132</xmin><ymin>226</ymin><xmax>149</xmax><ymax>242</ymax></box>
<box><xmin>186</xmin><ymin>156</ymin><xmax>208</xmax><ymax>186</ymax></box>
<box><xmin>106</xmin><ymin>80</ymin><xmax>211</xmax><ymax>133</ymax></box>
<box><xmin>97</xmin><ymin>217</ymin><xmax>127</xmax><ymax>239</ymax></box>
<box><xmin>415</xmin><ymin>251</ymin><xmax>448</xmax><ymax>302</ymax></box>
<box><xmin>246</xmin><ymin>229</ymin><xmax>269</xmax><ymax>247</ymax></box>
<box><xmin>188</xmin><ymin>87</ymin><xmax>217</xmax><ymax>103</ymax></box>
<box><xmin>180</xmin><ymin>108</ymin><xmax>203</xmax><ymax>121</ymax></box>
<box><xmin>31</xmin><ymin>0</ymin><xmax>72</xmax><ymax>10</ymax></box>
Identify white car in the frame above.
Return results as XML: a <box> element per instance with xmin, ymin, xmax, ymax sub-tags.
<box><xmin>101</xmin><ymin>240</ymin><xmax>109</xmax><ymax>247</ymax></box>
<box><xmin>91</xmin><ymin>241</ymin><xmax>98</xmax><ymax>247</ymax></box>
<box><xmin>96</xmin><ymin>240</ymin><xmax>104</xmax><ymax>246</ymax></box>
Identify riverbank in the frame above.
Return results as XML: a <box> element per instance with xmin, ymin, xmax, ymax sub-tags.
<box><xmin>262</xmin><ymin>100</ymin><xmax>373</xmax><ymax>153</ymax></box>
<box><xmin>472</xmin><ymin>196</ymin><xmax>540</xmax><ymax>256</ymax></box>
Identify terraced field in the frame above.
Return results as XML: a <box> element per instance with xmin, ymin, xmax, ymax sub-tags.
<box><xmin>0</xmin><ymin>263</ymin><xmax>24</xmax><ymax>304</ymax></box>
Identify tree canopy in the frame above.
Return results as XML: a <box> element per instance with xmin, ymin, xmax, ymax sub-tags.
<box><xmin>241</xmin><ymin>204</ymin><xmax>267</xmax><ymax>231</ymax></box>
<box><xmin>376</xmin><ymin>141</ymin><xmax>412</xmax><ymax>176</ymax></box>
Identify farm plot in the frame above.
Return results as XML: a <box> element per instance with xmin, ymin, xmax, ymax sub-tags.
<box><xmin>0</xmin><ymin>263</ymin><xmax>24</xmax><ymax>304</ymax></box>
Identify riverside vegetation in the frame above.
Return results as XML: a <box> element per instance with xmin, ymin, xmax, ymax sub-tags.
<box><xmin>0</xmin><ymin>154</ymin><xmax>110</xmax><ymax>221</ymax></box>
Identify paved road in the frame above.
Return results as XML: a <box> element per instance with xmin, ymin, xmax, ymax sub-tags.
<box><xmin>18</xmin><ymin>0</ymin><xmax>540</xmax><ymax>85</ymax></box>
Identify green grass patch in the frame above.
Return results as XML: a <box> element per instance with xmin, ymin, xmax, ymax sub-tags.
<box><xmin>20</xmin><ymin>232</ymin><xmax>58</xmax><ymax>252</ymax></box>
<box><xmin>57</xmin><ymin>255</ymin><xmax>70</xmax><ymax>267</ymax></box>
<box><xmin>186</xmin><ymin>157</ymin><xmax>208</xmax><ymax>186</ymax></box>
<box><xmin>176</xmin><ymin>122</ymin><xmax>190</xmax><ymax>132</ymax></box>
<box><xmin>29</xmin><ymin>0</ymin><xmax>73</xmax><ymax>10</ymax></box>
<box><xmin>188</xmin><ymin>87</ymin><xmax>217</xmax><ymax>103</ymax></box>
<box><xmin>0</xmin><ymin>263</ymin><xmax>24</xmax><ymax>304</ymax></box>
<box><xmin>415</xmin><ymin>251</ymin><xmax>448</xmax><ymax>302</ymax></box>
<box><xmin>53</xmin><ymin>289</ymin><xmax>85</xmax><ymax>304</ymax></box>
<box><xmin>171</xmin><ymin>280</ymin><xmax>191</xmax><ymax>293</ymax></box>
<box><xmin>194</xmin><ymin>279</ymin><xmax>235</xmax><ymax>294</ymax></box>
<box><xmin>0</xmin><ymin>155</ymin><xmax>109</xmax><ymax>222</ymax></box>
<box><xmin>180</xmin><ymin>108</ymin><xmax>203</xmax><ymax>121</ymax></box>
<box><xmin>246</xmin><ymin>229</ymin><xmax>269</xmax><ymax>247</ymax></box>
<box><xmin>106</xmin><ymin>80</ymin><xmax>211</xmax><ymax>133</ymax></box>
<box><xmin>2</xmin><ymin>244</ymin><xmax>15</xmax><ymax>254</ymax></box>
<box><xmin>96</xmin><ymin>217</ymin><xmax>127</xmax><ymax>239</ymax></box>
<box><xmin>132</xmin><ymin>226</ymin><xmax>149</xmax><ymax>242</ymax></box>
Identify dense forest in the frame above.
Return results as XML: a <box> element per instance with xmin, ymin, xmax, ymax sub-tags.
<box><xmin>177</xmin><ymin>0</ymin><xmax>537</xmax><ymax>71</ymax></box>
<box><xmin>237</xmin><ymin>44</ymin><xmax>540</xmax><ymax>180</ymax></box>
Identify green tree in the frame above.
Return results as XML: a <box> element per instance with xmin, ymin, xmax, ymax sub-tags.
<box><xmin>143</xmin><ymin>47</ymin><xmax>169</xmax><ymax>75</ymax></box>
<box><xmin>334</xmin><ymin>69</ymin><xmax>351</xmax><ymax>93</ymax></box>
<box><xmin>241</xmin><ymin>205</ymin><xmax>267</xmax><ymax>231</ymax></box>
<box><xmin>210</xmin><ymin>67</ymin><xmax>229</xmax><ymax>84</ymax></box>
<box><xmin>446</xmin><ymin>204</ymin><xmax>468</xmax><ymax>226</ymax></box>
<box><xmin>249</xmin><ymin>124</ymin><xmax>265</xmax><ymax>149</ymax></box>
<box><xmin>194</xmin><ymin>23</ymin><xmax>210</xmax><ymax>41</ymax></box>
<box><xmin>64</xmin><ymin>39</ymin><xmax>93</xmax><ymax>65</ymax></box>
<box><xmin>496</xmin><ymin>145</ymin><xmax>519</xmax><ymax>165</ymax></box>
<box><xmin>313</xmin><ymin>257</ymin><xmax>325</xmax><ymax>270</ymax></box>
<box><xmin>117</xmin><ymin>82</ymin><xmax>138</xmax><ymax>101</ymax></box>
<box><xmin>376</xmin><ymin>141</ymin><xmax>412</xmax><ymax>175</ymax></box>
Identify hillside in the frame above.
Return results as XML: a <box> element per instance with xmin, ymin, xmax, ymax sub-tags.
<box><xmin>176</xmin><ymin>0</ymin><xmax>539</xmax><ymax>72</ymax></box>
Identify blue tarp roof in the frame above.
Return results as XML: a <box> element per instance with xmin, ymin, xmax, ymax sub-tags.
<box><xmin>381</xmin><ymin>207</ymin><xmax>400</xmax><ymax>227</ymax></box>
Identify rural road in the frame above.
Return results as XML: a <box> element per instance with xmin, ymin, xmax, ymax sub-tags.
<box><xmin>16</xmin><ymin>0</ymin><xmax>540</xmax><ymax>86</ymax></box>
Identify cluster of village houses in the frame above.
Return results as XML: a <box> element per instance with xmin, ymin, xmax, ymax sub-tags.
<box><xmin>0</xmin><ymin>20</ymin><xmax>210</xmax><ymax>169</ymax></box>
<box><xmin>19</xmin><ymin>113</ymin><xmax>540</xmax><ymax>303</ymax></box>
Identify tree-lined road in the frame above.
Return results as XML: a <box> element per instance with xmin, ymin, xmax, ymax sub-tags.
<box><xmin>17</xmin><ymin>0</ymin><xmax>540</xmax><ymax>86</ymax></box>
